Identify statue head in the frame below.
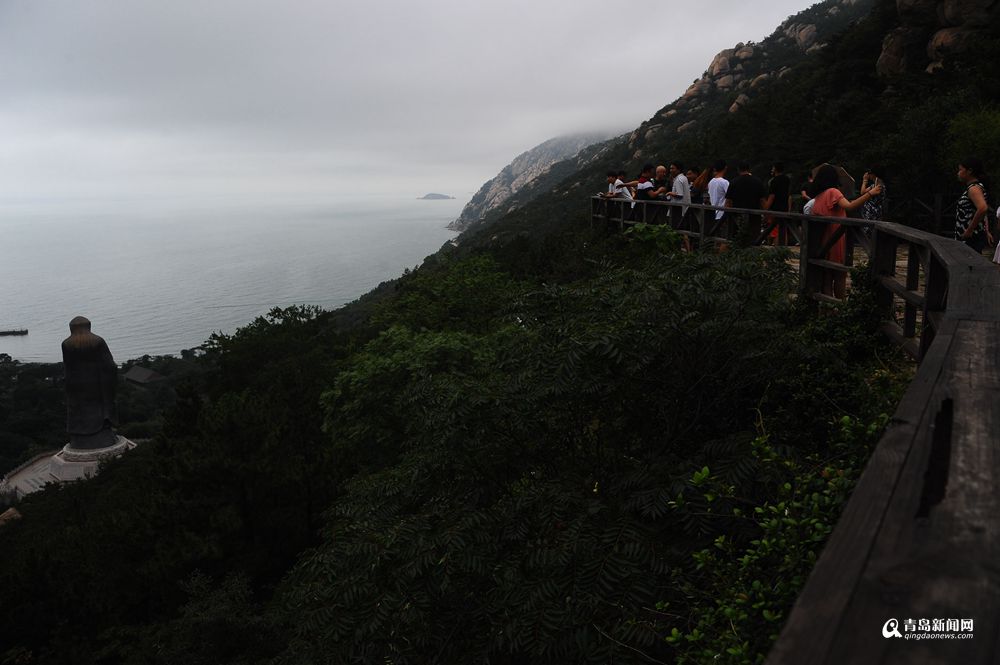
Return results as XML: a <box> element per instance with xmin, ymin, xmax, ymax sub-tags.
<box><xmin>69</xmin><ymin>316</ymin><xmax>90</xmax><ymax>332</ymax></box>
<box><xmin>64</xmin><ymin>316</ymin><xmax>104</xmax><ymax>351</ymax></box>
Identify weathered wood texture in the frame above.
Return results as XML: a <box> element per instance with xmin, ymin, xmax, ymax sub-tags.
<box><xmin>768</xmin><ymin>232</ymin><xmax>1000</xmax><ymax>664</ymax></box>
<box><xmin>590</xmin><ymin>197</ymin><xmax>1000</xmax><ymax>663</ymax></box>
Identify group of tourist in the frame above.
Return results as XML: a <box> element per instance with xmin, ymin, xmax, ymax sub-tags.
<box><xmin>603</xmin><ymin>163</ymin><xmax>697</xmax><ymax>211</ymax></box>
<box><xmin>603</xmin><ymin>160</ymin><xmax>886</xmax><ymax>223</ymax></box>
<box><xmin>602</xmin><ymin>158</ymin><xmax>997</xmax><ymax>263</ymax></box>
<box><xmin>599</xmin><ymin>156</ymin><xmax>1000</xmax><ymax>295</ymax></box>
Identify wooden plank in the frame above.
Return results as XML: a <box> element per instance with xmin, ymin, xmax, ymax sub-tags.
<box><xmin>786</xmin><ymin>222</ymin><xmax>803</xmax><ymax>246</ymax></box>
<box><xmin>928</xmin><ymin>237</ymin><xmax>982</xmax><ymax>271</ymax></box>
<box><xmin>809</xmin><ymin>258</ymin><xmax>852</xmax><ymax>273</ymax></box>
<box><xmin>922</xmin><ymin>254</ymin><xmax>948</xmax><ymax>362</ymax></box>
<box><xmin>880</xmin><ymin>322</ymin><xmax>920</xmax><ymax>359</ymax></box>
<box><xmin>810</xmin><ymin>292</ymin><xmax>842</xmax><ymax>305</ymax></box>
<box><xmin>887</xmin><ymin>318</ymin><xmax>959</xmax><ymax>428</ymax></box>
<box><xmin>879</xmin><ymin>276</ymin><xmax>926</xmax><ymax>308</ymax></box>
<box><xmin>872</xmin><ymin>230</ymin><xmax>900</xmax><ymax>325</ymax></box>
<box><xmin>947</xmin><ymin>267</ymin><xmax>1000</xmax><ymax>314</ymax></box>
<box><xmin>848</xmin><ymin>225</ymin><xmax>873</xmax><ymax>256</ymax></box>
<box><xmin>827</xmin><ymin>320</ymin><xmax>1000</xmax><ymax>664</ymax></box>
<box><xmin>905</xmin><ymin>245</ymin><xmax>921</xmax><ymax>292</ymax></box>
<box><xmin>876</xmin><ymin>222</ymin><xmax>938</xmax><ymax>246</ymax></box>
<box><xmin>801</xmin><ymin>218</ymin><xmax>823</xmax><ymax>297</ymax></box>
<box><xmin>915</xmin><ymin>246</ymin><xmax>931</xmax><ymax>274</ymax></box>
<box><xmin>817</xmin><ymin>224</ymin><xmax>848</xmax><ymax>259</ymax></box>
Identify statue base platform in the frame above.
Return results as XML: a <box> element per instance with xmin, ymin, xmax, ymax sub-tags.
<box><xmin>47</xmin><ymin>436</ymin><xmax>137</xmax><ymax>483</ymax></box>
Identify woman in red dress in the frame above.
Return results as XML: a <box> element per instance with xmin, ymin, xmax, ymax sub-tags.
<box><xmin>811</xmin><ymin>164</ymin><xmax>882</xmax><ymax>298</ymax></box>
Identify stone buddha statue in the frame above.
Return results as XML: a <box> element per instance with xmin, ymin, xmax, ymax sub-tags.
<box><xmin>61</xmin><ymin>316</ymin><xmax>118</xmax><ymax>450</ymax></box>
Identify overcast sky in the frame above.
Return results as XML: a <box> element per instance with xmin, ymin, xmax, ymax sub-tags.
<box><xmin>0</xmin><ymin>1</ymin><xmax>814</xmax><ymax>205</ymax></box>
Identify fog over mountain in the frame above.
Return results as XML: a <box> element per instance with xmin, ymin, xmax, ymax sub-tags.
<box><xmin>0</xmin><ymin>0</ymin><xmax>813</xmax><ymax>206</ymax></box>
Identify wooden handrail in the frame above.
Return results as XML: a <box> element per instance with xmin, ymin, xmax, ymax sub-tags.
<box><xmin>591</xmin><ymin>196</ymin><xmax>1000</xmax><ymax>663</ymax></box>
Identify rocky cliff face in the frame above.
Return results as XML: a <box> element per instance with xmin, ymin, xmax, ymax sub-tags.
<box><xmin>449</xmin><ymin>132</ymin><xmax>612</xmax><ymax>232</ymax></box>
<box><xmin>877</xmin><ymin>0</ymin><xmax>1000</xmax><ymax>75</ymax></box>
<box><xmin>625</xmin><ymin>0</ymin><xmax>875</xmax><ymax>157</ymax></box>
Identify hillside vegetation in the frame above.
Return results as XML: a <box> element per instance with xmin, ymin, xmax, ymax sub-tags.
<box><xmin>0</xmin><ymin>241</ymin><xmax>909</xmax><ymax>664</ymax></box>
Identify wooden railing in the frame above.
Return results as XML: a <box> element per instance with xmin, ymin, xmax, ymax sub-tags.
<box><xmin>592</xmin><ymin>196</ymin><xmax>1000</xmax><ymax>663</ymax></box>
<box><xmin>592</xmin><ymin>197</ymin><xmax>956</xmax><ymax>360</ymax></box>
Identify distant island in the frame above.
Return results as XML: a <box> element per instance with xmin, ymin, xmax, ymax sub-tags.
<box><xmin>419</xmin><ymin>193</ymin><xmax>454</xmax><ymax>200</ymax></box>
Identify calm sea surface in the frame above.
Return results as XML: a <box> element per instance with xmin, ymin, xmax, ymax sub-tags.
<box><xmin>0</xmin><ymin>196</ymin><xmax>461</xmax><ymax>363</ymax></box>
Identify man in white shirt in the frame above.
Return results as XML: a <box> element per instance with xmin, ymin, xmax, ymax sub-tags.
<box><xmin>707</xmin><ymin>160</ymin><xmax>729</xmax><ymax>221</ymax></box>
<box><xmin>601</xmin><ymin>171</ymin><xmax>634</xmax><ymax>201</ymax></box>
<box><xmin>665</xmin><ymin>162</ymin><xmax>692</xmax><ymax>250</ymax></box>
<box><xmin>666</xmin><ymin>162</ymin><xmax>691</xmax><ymax>217</ymax></box>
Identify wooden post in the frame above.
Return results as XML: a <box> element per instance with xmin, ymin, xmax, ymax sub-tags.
<box><xmin>870</xmin><ymin>227</ymin><xmax>898</xmax><ymax>321</ymax></box>
<box><xmin>903</xmin><ymin>243</ymin><xmax>920</xmax><ymax>339</ymax></box>
<box><xmin>933</xmin><ymin>194</ymin><xmax>943</xmax><ymax>235</ymax></box>
<box><xmin>800</xmin><ymin>217</ymin><xmax>824</xmax><ymax>298</ymax></box>
<box><xmin>920</xmin><ymin>252</ymin><xmax>948</xmax><ymax>359</ymax></box>
<box><xmin>700</xmin><ymin>208</ymin><xmax>707</xmax><ymax>249</ymax></box>
<box><xmin>844</xmin><ymin>225</ymin><xmax>855</xmax><ymax>267</ymax></box>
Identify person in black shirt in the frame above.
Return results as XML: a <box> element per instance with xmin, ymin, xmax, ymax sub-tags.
<box><xmin>632</xmin><ymin>164</ymin><xmax>655</xmax><ymax>200</ymax></box>
<box><xmin>765</xmin><ymin>162</ymin><xmax>792</xmax><ymax>244</ymax></box>
<box><xmin>725</xmin><ymin>162</ymin><xmax>767</xmax><ymax>247</ymax></box>
<box><xmin>686</xmin><ymin>167</ymin><xmax>704</xmax><ymax>205</ymax></box>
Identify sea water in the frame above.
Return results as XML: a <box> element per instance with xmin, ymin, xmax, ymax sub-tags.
<box><xmin>0</xmin><ymin>196</ymin><xmax>461</xmax><ymax>362</ymax></box>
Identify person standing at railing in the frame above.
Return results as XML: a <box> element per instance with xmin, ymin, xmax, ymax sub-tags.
<box><xmin>859</xmin><ymin>167</ymin><xmax>888</xmax><ymax>243</ymax></box>
<box><xmin>603</xmin><ymin>171</ymin><xmax>616</xmax><ymax>195</ymax></box>
<box><xmin>954</xmin><ymin>157</ymin><xmax>993</xmax><ymax>253</ymax></box>
<box><xmin>726</xmin><ymin>162</ymin><xmax>767</xmax><ymax>247</ymax></box>
<box><xmin>765</xmin><ymin>162</ymin><xmax>792</xmax><ymax>245</ymax></box>
<box><xmin>860</xmin><ymin>166</ymin><xmax>887</xmax><ymax>221</ymax></box>
<box><xmin>599</xmin><ymin>169</ymin><xmax>636</xmax><ymax>223</ymax></box>
<box><xmin>666</xmin><ymin>162</ymin><xmax>691</xmax><ymax>213</ymax></box>
<box><xmin>642</xmin><ymin>165</ymin><xmax>672</xmax><ymax>224</ymax></box>
<box><xmin>652</xmin><ymin>165</ymin><xmax>672</xmax><ymax>199</ymax></box>
<box><xmin>800</xmin><ymin>171</ymin><xmax>815</xmax><ymax>212</ymax></box>
<box><xmin>666</xmin><ymin>162</ymin><xmax>692</xmax><ymax>251</ymax></box>
<box><xmin>811</xmin><ymin>164</ymin><xmax>882</xmax><ymax>298</ymax></box>
<box><xmin>687</xmin><ymin>167</ymin><xmax>708</xmax><ymax>205</ymax></box>
<box><xmin>601</xmin><ymin>171</ymin><xmax>635</xmax><ymax>203</ymax></box>
<box><xmin>708</xmin><ymin>161</ymin><xmax>729</xmax><ymax>224</ymax></box>
<box><xmin>634</xmin><ymin>164</ymin><xmax>657</xmax><ymax>200</ymax></box>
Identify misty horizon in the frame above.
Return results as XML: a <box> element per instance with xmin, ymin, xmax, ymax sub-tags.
<box><xmin>1</xmin><ymin>0</ymin><xmax>816</xmax><ymax>208</ymax></box>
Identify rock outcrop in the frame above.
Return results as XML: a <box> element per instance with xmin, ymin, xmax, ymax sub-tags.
<box><xmin>877</xmin><ymin>0</ymin><xmax>1000</xmax><ymax>75</ymax></box>
<box><xmin>625</xmin><ymin>0</ymin><xmax>874</xmax><ymax>154</ymax></box>
<box><xmin>449</xmin><ymin>132</ymin><xmax>612</xmax><ymax>232</ymax></box>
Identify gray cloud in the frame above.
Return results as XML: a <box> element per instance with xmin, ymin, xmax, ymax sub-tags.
<box><xmin>0</xmin><ymin>0</ymin><xmax>813</xmax><ymax>202</ymax></box>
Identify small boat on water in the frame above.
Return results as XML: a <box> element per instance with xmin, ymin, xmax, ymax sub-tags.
<box><xmin>0</xmin><ymin>329</ymin><xmax>28</xmax><ymax>336</ymax></box>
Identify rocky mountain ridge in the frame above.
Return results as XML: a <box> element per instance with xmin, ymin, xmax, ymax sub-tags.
<box><xmin>449</xmin><ymin>132</ymin><xmax>612</xmax><ymax>233</ymax></box>
<box><xmin>627</xmin><ymin>0</ymin><xmax>872</xmax><ymax>156</ymax></box>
